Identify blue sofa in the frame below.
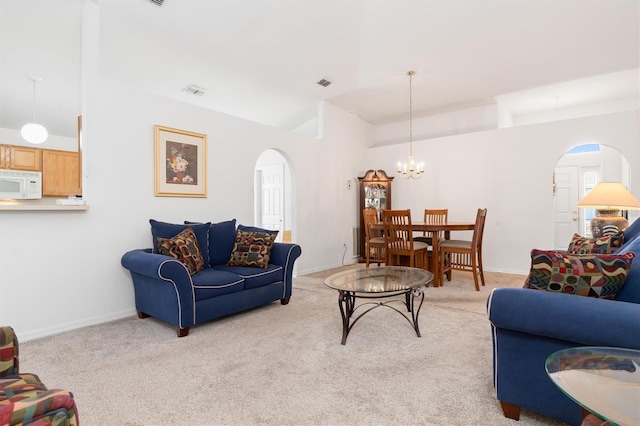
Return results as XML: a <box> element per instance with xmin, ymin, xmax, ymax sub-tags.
<box><xmin>487</xmin><ymin>220</ymin><xmax>640</xmax><ymax>425</ymax></box>
<box><xmin>121</xmin><ymin>219</ymin><xmax>302</xmax><ymax>337</ymax></box>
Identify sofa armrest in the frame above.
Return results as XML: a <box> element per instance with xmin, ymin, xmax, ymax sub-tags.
<box><xmin>121</xmin><ymin>248</ymin><xmax>195</xmax><ymax>329</ymax></box>
<box><xmin>269</xmin><ymin>243</ymin><xmax>302</xmax><ymax>300</ymax></box>
<box><xmin>121</xmin><ymin>248</ymin><xmax>186</xmax><ymax>279</ymax></box>
<box><xmin>0</xmin><ymin>326</ymin><xmax>18</xmax><ymax>376</ymax></box>
<box><xmin>487</xmin><ymin>287</ymin><xmax>640</xmax><ymax>349</ymax></box>
<box><xmin>270</xmin><ymin>243</ymin><xmax>302</xmax><ymax>267</ymax></box>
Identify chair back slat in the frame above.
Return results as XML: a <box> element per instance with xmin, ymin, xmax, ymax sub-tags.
<box><xmin>382</xmin><ymin>209</ymin><xmax>415</xmax><ymax>253</ymax></box>
<box><xmin>422</xmin><ymin>209</ymin><xmax>448</xmax><ymax>239</ymax></box>
<box><xmin>363</xmin><ymin>209</ymin><xmax>385</xmax><ymax>266</ymax></box>
<box><xmin>472</xmin><ymin>208</ymin><xmax>488</xmax><ymax>250</ymax></box>
<box><xmin>363</xmin><ymin>209</ymin><xmax>381</xmax><ymax>240</ymax></box>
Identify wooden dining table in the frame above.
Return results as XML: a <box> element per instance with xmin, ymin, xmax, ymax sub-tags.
<box><xmin>371</xmin><ymin>221</ymin><xmax>476</xmax><ymax>287</ymax></box>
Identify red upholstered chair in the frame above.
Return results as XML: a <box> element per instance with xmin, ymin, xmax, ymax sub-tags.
<box><xmin>0</xmin><ymin>326</ymin><xmax>79</xmax><ymax>425</ymax></box>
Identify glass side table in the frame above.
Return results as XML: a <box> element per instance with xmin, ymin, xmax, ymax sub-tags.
<box><xmin>546</xmin><ymin>347</ymin><xmax>640</xmax><ymax>426</ymax></box>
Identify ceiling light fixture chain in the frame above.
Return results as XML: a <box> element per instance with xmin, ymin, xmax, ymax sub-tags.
<box><xmin>397</xmin><ymin>70</ymin><xmax>424</xmax><ymax>179</ymax></box>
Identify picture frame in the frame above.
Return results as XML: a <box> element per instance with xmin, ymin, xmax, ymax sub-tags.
<box><xmin>154</xmin><ymin>125</ymin><xmax>207</xmax><ymax>197</ymax></box>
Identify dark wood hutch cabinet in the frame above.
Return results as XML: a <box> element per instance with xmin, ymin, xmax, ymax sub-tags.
<box><xmin>358</xmin><ymin>169</ymin><xmax>393</xmax><ymax>262</ymax></box>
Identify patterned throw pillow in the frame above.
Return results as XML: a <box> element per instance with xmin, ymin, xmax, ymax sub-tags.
<box><xmin>156</xmin><ymin>227</ymin><xmax>205</xmax><ymax>275</ymax></box>
<box><xmin>227</xmin><ymin>229</ymin><xmax>277</xmax><ymax>269</ymax></box>
<box><xmin>523</xmin><ymin>249</ymin><xmax>634</xmax><ymax>299</ymax></box>
<box><xmin>567</xmin><ymin>232</ymin><xmax>624</xmax><ymax>254</ymax></box>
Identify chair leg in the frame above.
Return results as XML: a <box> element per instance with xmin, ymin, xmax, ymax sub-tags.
<box><xmin>439</xmin><ymin>249</ymin><xmax>446</xmax><ymax>288</ymax></box>
<box><xmin>471</xmin><ymin>255</ymin><xmax>480</xmax><ymax>291</ymax></box>
<box><xmin>478</xmin><ymin>251</ymin><xmax>486</xmax><ymax>286</ymax></box>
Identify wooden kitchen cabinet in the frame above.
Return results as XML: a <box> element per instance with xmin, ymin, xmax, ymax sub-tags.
<box><xmin>0</xmin><ymin>144</ymin><xmax>41</xmax><ymax>171</ymax></box>
<box><xmin>42</xmin><ymin>149</ymin><xmax>81</xmax><ymax>196</ymax></box>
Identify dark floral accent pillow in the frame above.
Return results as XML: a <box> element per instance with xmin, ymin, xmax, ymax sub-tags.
<box><xmin>523</xmin><ymin>249</ymin><xmax>634</xmax><ymax>299</ymax></box>
<box><xmin>567</xmin><ymin>232</ymin><xmax>624</xmax><ymax>255</ymax></box>
<box><xmin>156</xmin><ymin>227</ymin><xmax>205</xmax><ymax>275</ymax></box>
<box><xmin>227</xmin><ymin>229</ymin><xmax>277</xmax><ymax>269</ymax></box>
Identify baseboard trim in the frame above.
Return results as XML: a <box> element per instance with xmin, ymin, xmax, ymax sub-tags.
<box><xmin>20</xmin><ymin>308</ymin><xmax>137</xmax><ymax>342</ymax></box>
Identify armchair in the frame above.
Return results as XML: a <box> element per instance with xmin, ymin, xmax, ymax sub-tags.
<box><xmin>0</xmin><ymin>326</ymin><xmax>79</xmax><ymax>426</ymax></box>
<box><xmin>487</xmin><ymin>227</ymin><xmax>640</xmax><ymax>425</ymax></box>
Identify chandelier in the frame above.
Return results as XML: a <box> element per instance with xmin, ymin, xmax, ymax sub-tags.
<box><xmin>397</xmin><ymin>70</ymin><xmax>424</xmax><ymax>179</ymax></box>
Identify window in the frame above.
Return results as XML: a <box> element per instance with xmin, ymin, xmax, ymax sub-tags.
<box><xmin>583</xmin><ymin>171</ymin><xmax>598</xmax><ymax>237</ymax></box>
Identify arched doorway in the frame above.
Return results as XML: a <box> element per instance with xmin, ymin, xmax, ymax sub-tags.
<box><xmin>553</xmin><ymin>143</ymin><xmax>630</xmax><ymax>249</ymax></box>
<box><xmin>254</xmin><ymin>149</ymin><xmax>295</xmax><ymax>243</ymax></box>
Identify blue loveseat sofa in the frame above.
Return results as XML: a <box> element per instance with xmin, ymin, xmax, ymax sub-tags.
<box><xmin>121</xmin><ymin>219</ymin><xmax>302</xmax><ymax>337</ymax></box>
<box><xmin>487</xmin><ymin>220</ymin><xmax>640</xmax><ymax>425</ymax></box>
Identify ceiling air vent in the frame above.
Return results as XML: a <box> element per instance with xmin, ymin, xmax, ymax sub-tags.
<box><xmin>317</xmin><ymin>79</ymin><xmax>332</xmax><ymax>87</ymax></box>
<box><xmin>183</xmin><ymin>84</ymin><xmax>207</xmax><ymax>96</ymax></box>
<box><xmin>148</xmin><ymin>0</ymin><xmax>164</xmax><ymax>7</ymax></box>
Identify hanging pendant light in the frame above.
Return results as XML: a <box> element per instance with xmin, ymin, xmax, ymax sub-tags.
<box><xmin>21</xmin><ymin>77</ymin><xmax>48</xmax><ymax>145</ymax></box>
<box><xmin>397</xmin><ymin>70</ymin><xmax>424</xmax><ymax>179</ymax></box>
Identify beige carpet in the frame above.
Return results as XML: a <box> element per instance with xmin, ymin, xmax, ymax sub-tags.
<box><xmin>19</xmin><ymin>266</ymin><xmax>566</xmax><ymax>426</ymax></box>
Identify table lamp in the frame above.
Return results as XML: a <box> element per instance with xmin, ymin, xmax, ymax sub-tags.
<box><xmin>576</xmin><ymin>182</ymin><xmax>640</xmax><ymax>237</ymax></box>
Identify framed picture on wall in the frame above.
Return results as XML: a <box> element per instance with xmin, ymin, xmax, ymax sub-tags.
<box><xmin>154</xmin><ymin>125</ymin><xmax>207</xmax><ymax>197</ymax></box>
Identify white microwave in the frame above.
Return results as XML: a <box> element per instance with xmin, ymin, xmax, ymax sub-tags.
<box><xmin>0</xmin><ymin>169</ymin><xmax>42</xmax><ymax>199</ymax></box>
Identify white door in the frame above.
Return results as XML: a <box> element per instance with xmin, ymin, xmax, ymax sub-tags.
<box><xmin>553</xmin><ymin>166</ymin><xmax>579</xmax><ymax>249</ymax></box>
<box><xmin>258</xmin><ymin>164</ymin><xmax>284</xmax><ymax>241</ymax></box>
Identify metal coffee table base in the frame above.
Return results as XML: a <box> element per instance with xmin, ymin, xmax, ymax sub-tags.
<box><xmin>337</xmin><ymin>287</ymin><xmax>424</xmax><ymax>345</ymax></box>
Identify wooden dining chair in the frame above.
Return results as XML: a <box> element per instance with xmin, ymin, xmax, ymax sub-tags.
<box><xmin>414</xmin><ymin>209</ymin><xmax>448</xmax><ymax>245</ymax></box>
<box><xmin>439</xmin><ymin>208</ymin><xmax>487</xmax><ymax>291</ymax></box>
<box><xmin>382</xmin><ymin>209</ymin><xmax>429</xmax><ymax>269</ymax></box>
<box><xmin>363</xmin><ymin>209</ymin><xmax>386</xmax><ymax>267</ymax></box>
<box><xmin>414</xmin><ymin>209</ymin><xmax>448</xmax><ymax>274</ymax></box>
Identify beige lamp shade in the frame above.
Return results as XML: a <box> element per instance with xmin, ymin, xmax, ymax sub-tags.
<box><xmin>576</xmin><ymin>182</ymin><xmax>640</xmax><ymax>210</ymax></box>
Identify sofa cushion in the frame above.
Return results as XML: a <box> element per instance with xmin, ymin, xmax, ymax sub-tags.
<box><xmin>237</xmin><ymin>224</ymin><xmax>279</xmax><ymax>236</ymax></box>
<box><xmin>215</xmin><ymin>264</ymin><xmax>284</xmax><ymax>290</ymax></box>
<box><xmin>524</xmin><ymin>249</ymin><xmax>634</xmax><ymax>299</ymax></box>
<box><xmin>567</xmin><ymin>232</ymin><xmax>624</xmax><ymax>254</ymax></box>
<box><xmin>209</xmin><ymin>219</ymin><xmax>237</xmax><ymax>267</ymax></box>
<box><xmin>614</xmin><ymin>234</ymin><xmax>640</xmax><ymax>303</ymax></box>
<box><xmin>150</xmin><ymin>219</ymin><xmax>211</xmax><ymax>266</ymax></box>
<box><xmin>156</xmin><ymin>227</ymin><xmax>205</xmax><ymax>275</ymax></box>
<box><xmin>623</xmin><ymin>218</ymin><xmax>640</xmax><ymax>242</ymax></box>
<box><xmin>227</xmin><ymin>228</ymin><xmax>277</xmax><ymax>269</ymax></box>
<box><xmin>191</xmin><ymin>269</ymin><xmax>245</xmax><ymax>301</ymax></box>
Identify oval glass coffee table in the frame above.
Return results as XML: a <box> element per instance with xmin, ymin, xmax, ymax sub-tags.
<box><xmin>324</xmin><ymin>266</ymin><xmax>433</xmax><ymax>345</ymax></box>
<box><xmin>546</xmin><ymin>346</ymin><xmax>640</xmax><ymax>426</ymax></box>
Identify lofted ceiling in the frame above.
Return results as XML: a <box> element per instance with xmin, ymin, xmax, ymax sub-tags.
<box><xmin>1</xmin><ymin>0</ymin><xmax>638</xmax><ymax>139</ymax></box>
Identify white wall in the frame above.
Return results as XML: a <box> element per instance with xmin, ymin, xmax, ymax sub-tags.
<box><xmin>513</xmin><ymin>96</ymin><xmax>640</xmax><ymax>127</ymax></box>
<box><xmin>373</xmin><ymin>104</ymin><xmax>498</xmax><ymax>146</ymax></box>
<box><xmin>366</xmin><ymin>111</ymin><xmax>640</xmax><ymax>275</ymax></box>
<box><xmin>0</xmin><ymin>77</ymin><xmax>370</xmax><ymax>340</ymax></box>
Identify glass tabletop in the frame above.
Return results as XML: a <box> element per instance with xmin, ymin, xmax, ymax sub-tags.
<box><xmin>324</xmin><ymin>266</ymin><xmax>433</xmax><ymax>293</ymax></box>
<box><xmin>545</xmin><ymin>346</ymin><xmax>640</xmax><ymax>426</ymax></box>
